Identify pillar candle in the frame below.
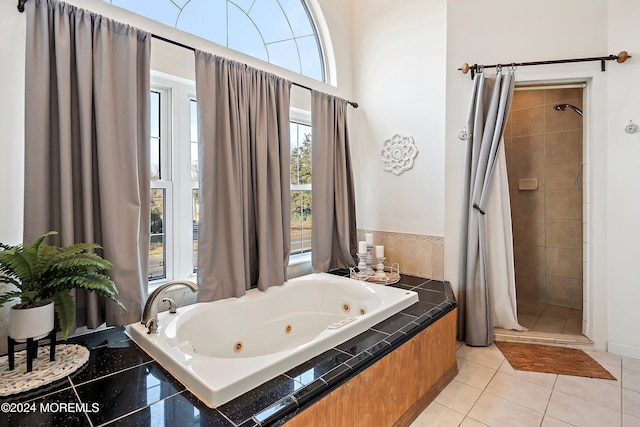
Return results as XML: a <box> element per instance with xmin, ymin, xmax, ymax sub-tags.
<box><xmin>358</xmin><ymin>241</ymin><xmax>367</xmax><ymax>254</ymax></box>
<box><xmin>375</xmin><ymin>245</ymin><xmax>384</xmax><ymax>258</ymax></box>
<box><xmin>365</xmin><ymin>233</ymin><xmax>374</xmax><ymax>246</ymax></box>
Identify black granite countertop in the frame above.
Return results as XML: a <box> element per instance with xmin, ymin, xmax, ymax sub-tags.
<box><xmin>1</xmin><ymin>271</ymin><xmax>456</xmax><ymax>427</ymax></box>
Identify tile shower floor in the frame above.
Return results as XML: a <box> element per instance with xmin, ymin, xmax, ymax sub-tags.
<box><xmin>412</xmin><ymin>341</ymin><xmax>640</xmax><ymax>427</ymax></box>
<box><xmin>495</xmin><ymin>300</ymin><xmax>592</xmax><ymax>346</ymax></box>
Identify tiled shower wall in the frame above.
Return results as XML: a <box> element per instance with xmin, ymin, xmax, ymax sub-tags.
<box><xmin>505</xmin><ymin>88</ymin><xmax>583</xmax><ymax>309</ymax></box>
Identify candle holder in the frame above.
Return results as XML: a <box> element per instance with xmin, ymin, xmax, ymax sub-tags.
<box><xmin>375</xmin><ymin>257</ymin><xmax>386</xmax><ymax>277</ymax></box>
<box><xmin>365</xmin><ymin>245</ymin><xmax>375</xmax><ymax>274</ymax></box>
<box><xmin>357</xmin><ymin>252</ymin><xmax>368</xmax><ymax>274</ymax></box>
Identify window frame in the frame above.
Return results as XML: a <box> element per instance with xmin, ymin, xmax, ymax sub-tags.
<box><xmin>149</xmin><ymin>73</ymin><xmax>197</xmax><ymax>289</ymax></box>
<box><xmin>148</xmin><ymin>75</ymin><xmax>314</xmax><ymax>288</ymax></box>
<box><xmin>289</xmin><ymin>107</ymin><xmax>313</xmax><ymax>266</ymax></box>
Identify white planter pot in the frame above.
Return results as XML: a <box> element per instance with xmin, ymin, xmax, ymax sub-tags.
<box><xmin>9</xmin><ymin>301</ymin><xmax>55</xmax><ymax>341</ymax></box>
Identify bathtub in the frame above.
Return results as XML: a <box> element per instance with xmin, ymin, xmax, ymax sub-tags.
<box><xmin>127</xmin><ymin>272</ymin><xmax>418</xmax><ymax>407</ymax></box>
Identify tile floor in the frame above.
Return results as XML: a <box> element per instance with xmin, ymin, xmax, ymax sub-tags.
<box><xmin>412</xmin><ymin>341</ymin><xmax>640</xmax><ymax>427</ymax></box>
<box><xmin>495</xmin><ymin>300</ymin><xmax>592</xmax><ymax>346</ymax></box>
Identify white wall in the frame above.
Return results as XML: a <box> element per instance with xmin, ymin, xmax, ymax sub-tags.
<box><xmin>351</xmin><ymin>0</ymin><xmax>447</xmax><ymax>236</ymax></box>
<box><xmin>606</xmin><ymin>0</ymin><xmax>640</xmax><ymax>359</ymax></box>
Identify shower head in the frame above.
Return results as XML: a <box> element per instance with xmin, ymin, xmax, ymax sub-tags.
<box><xmin>553</xmin><ymin>104</ymin><xmax>583</xmax><ymax>117</ymax></box>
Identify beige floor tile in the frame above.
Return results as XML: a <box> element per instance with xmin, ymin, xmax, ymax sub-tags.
<box><xmin>485</xmin><ymin>371</ymin><xmax>552</xmax><ymax>412</ymax></box>
<box><xmin>456</xmin><ymin>344</ymin><xmax>505</xmax><ymax>369</ymax></box>
<box><xmin>498</xmin><ymin>359</ymin><xmax>557</xmax><ymax>388</ymax></box>
<box><xmin>624</xmin><ymin>368</ymin><xmax>640</xmax><ymax>393</ymax></box>
<box><xmin>435</xmin><ymin>379</ymin><xmax>483</xmax><ymax>415</ymax></box>
<box><xmin>624</xmin><ymin>356</ymin><xmax>640</xmax><ymax>373</ymax></box>
<box><xmin>532</xmin><ymin>318</ymin><xmax>564</xmax><ymax>333</ymax></box>
<box><xmin>517</xmin><ymin>299</ymin><xmax>546</xmax><ymax>316</ymax></box>
<box><xmin>555</xmin><ymin>374</ymin><xmax>621</xmax><ymax>410</ymax></box>
<box><xmin>460</xmin><ymin>418</ymin><xmax>490</xmax><ymax>427</ymax></box>
<box><xmin>596</xmin><ymin>362</ymin><xmax>621</xmax><ymax>387</ymax></box>
<box><xmin>585</xmin><ymin>350</ymin><xmax>622</xmax><ymax>367</ymax></box>
<box><xmin>624</xmin><ymin>388</ymin><xmax>640</xmax><ymax>418</ymax></box>
<box><xmin>410</xmin><ymin>402</ymin><xmax>464</xmax><ymax>427</ymax></box>
<box><xmin>541</xmin><ymin>417</ymin><xmax>574</xmax><ymax>427</ymax></box>
<box><xmin>546</xmin><ymin>390</ymin><xmax>621</xmax><ymax>426</ymax></box>
<box><xmin>455</xmin><ymin>358</ymin><xmax>497</xmax><ymax>389</ymax></box>
<box><xmin>539</xmin><ymin>304</ymin><xmax>572</xmax><ymax>320</ymax></box>
<box><xmin>624</xmin><ymin>413</ymin><xmax>640</xmax><ymax>427</ymax></box>
<box><xmin>468</xmin><ymin>393</ymin><xmax>543</xmax><ymax>427</ymax></box>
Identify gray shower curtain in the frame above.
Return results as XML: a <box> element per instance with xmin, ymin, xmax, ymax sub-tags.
<box><xmin>24</xmin><ymin>0</ymin><xmax>151</xmax><ymax>327</ymax></box>
<box><xmin>194</xmin><ymin>51</ymin><xmax>291</xmax><ymax>301</ymax></box>
<box><xmin>311</xmin><ymin>91</ymin><xmax>357</xmax><ymax>272</ymax></box>
<box><xmin>458</xmin><ymin>71</ymin><xmax>515</xmax><ymax>346</ymax></box>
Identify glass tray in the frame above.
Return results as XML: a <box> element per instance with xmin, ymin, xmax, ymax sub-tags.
<box><xmin>349</xmin><ymin>263</ymin><xmax>400</xmax><ymax>285</ymax></box>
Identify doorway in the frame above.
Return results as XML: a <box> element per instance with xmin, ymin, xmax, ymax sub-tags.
<box><xmin>500</xmin><ymin>84</ymin><xmax>589</xmax><ymax>343</ymax></box>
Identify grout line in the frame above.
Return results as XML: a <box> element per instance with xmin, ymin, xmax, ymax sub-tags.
<box><xmin>68</xmin><ymin>379</ymin><xmax>94</xmax><ymax>427</ymax></box>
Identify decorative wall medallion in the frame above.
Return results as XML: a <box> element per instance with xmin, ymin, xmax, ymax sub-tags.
<box><xmin>380</xmin><ymin>133</ymin><xmax>418</xmax><ymax>175</ymax></box>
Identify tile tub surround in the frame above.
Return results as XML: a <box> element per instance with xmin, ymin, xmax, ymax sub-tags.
<box><xmin>0</xmin><ymin>272</ymin><xmax>456</xmax><ymax>426</ymax></box>
<box><xmin>357</xmin><ymin>229</ymin><xmax>444</xmax><ymax>280</ymax></box>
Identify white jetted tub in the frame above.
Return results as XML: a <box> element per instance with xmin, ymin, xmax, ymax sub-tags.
<box><xmin>127</xmin><ymin>272</ymin><xmax>418</xmax><ymax>407</ymax></box>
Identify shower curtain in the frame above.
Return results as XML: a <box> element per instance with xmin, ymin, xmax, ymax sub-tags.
<box><xmin>458</xmin><ymin>70</ymin><xmax>524</xmax><ymax>347</ymax></box>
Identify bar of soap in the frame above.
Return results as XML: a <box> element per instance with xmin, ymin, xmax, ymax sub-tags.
<box><xmin>518</xmin><ymin>178</ymin><xmax>538</xmax><ymax>190</ymax></box>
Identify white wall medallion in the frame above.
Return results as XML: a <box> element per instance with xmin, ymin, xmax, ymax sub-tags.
<box><xmin>380</xmin><ymin>133</ymin><xmax>418</xmax><ymax>175</ymax></box>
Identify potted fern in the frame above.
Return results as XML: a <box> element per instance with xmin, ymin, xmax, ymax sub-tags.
<box><xmin>0</xmin><ymin>231</ymin><xmax>125</xmax><ymax>340</ymax></box>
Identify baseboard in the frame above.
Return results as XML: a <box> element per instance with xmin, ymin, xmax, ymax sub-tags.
<box><xmin>608</xmin><ymin>341</ymin><xmax>640</xmax><ymax>360</ymax></box>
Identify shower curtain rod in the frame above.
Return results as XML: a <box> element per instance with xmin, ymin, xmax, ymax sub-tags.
<box><xmin>458</xmin><ymin>51</ymin><xmax>631</xmax><ymax>79</ymax></box>
<box><xmin>16</xmin><ymin>0</ymin><xmax>359</xmax><ymax>108</ymax></box>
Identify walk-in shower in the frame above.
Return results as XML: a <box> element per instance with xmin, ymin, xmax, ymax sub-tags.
<box><xmin>503</xmin><ymin>87</ymin><xmax>585</xmax><ymax>339</ymax></box>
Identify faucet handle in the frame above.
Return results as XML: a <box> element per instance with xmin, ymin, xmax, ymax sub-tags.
<box><xmin>145</xmin><ymin>318</ymin><xmax>158</xmax><ymax>334</ymax></box>
<box><xmin>162</xmin><ymin>298</ymin><xmax>177</xmax><ymax>314</ymax></box>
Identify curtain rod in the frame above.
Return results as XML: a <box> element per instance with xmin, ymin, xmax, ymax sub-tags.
<box><xmin>151</xmin><ymin>35</ymin><xmax>359</xmax><ymax>108</ymax></box>
<box><xmin>17</xmin><ymin>0</ymin><xmax>359</xmax><ymax>108</ymax></box>
<box><xmin>458</xmin><ymin>51</ymin><xmax>631</xmax><ymax>79</ymax></box>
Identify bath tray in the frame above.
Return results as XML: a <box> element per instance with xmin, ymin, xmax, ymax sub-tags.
<box><xmin>350</xmin><ymin>263</ymin><xmax>401</xmax><ymax>285</ymax></box>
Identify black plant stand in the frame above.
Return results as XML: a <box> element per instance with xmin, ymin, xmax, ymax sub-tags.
<box><xmin>7</xmin><ymin>330</ymin><xmax>56</xmax><ymax>373</ymax></box>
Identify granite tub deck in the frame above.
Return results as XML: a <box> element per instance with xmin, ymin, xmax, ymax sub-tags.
<box><xmin>1</xmin><ymin>271</ymin><xmax>457</xmax><ymax>427</ymax></box>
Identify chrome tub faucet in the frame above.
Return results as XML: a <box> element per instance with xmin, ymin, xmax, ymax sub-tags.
<box><xmin>141</xmin><ymin>280</ymin><xmax>198</xmax><ymax>333</ymax></box>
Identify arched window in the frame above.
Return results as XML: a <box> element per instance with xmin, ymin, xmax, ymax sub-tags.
<box><xmin>104</xmin><ymin>0</ymin><xmax>325</xmax><ymax>82</ymax></box>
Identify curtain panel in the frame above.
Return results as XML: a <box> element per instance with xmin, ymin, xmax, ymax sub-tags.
<box><xmin>311</xmin><ymin>91</ymin><xmax>357</xmax><ymax>272</ymax></box>
<box><xmin>24</xmin><ymin>0</ymin><xmax>151</xmax><ymax>328</ymax></box>
<box><xmin>194</xmin><ymin>51</ymin><xmax>291</xmax><ymax>301</ymax></box>
<box><xmin>457</xmin><ymin>71</ymin><xmax>516</xmax><ymax>346</ymax></box>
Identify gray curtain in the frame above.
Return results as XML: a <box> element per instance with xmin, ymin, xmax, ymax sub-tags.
<box><xmin>24</xmin><ymin>0</ymin><xmax>150</xmax><ymax>328</ymax></box>
<box><xmin>194</xmin><ymin>51</ymin><xmax>291</xmax><ymax>301</ymax></box>
<box><xmin>457</xmin><ymin>71</ymin><xmax>515</xmax><ymax>346</ymax></box>
<box><xmin>311</xmin><ymin>91</ymin><xmax>357</xmax><ymax>272</ymax></box>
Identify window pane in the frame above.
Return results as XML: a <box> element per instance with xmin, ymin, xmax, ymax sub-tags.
<box><xmin>249</xmin><ymin>0</ymin><xmax>294</xmax><ymax>43</ymax></box>
<box><xmin>290</xmin><ymin>123</ymin><xmax>312</xmax><ymax>185</ymax></box>
<box><xmin>290</xmin><ymin>190</ymin><xmax>311</xmax><ymax>255</ymax></box>
<box><xmin>190</xmin><ymin>100</ymin><xmax>199</xmax><ymax>182</ymax></box>
<box><xmin>192</xmin><ymin>189</ymin><xmax>199</xmax><ymax>272</ymax></box>
<box><xmin>177</xmin><ymin>0</ymin><xmax>227</xmax><ymax>46</ymax></box>
<box><xmin>151</xmin><ymin>91</ymin><xmax>161</xmax><ymax>180</ymax></box>
<box><xmin>297</xmin><ymin>35</ymin><xmax>324</xmax><ymax>81</ymax></box>
<box><xmin>150</xmin><ymin>188</ymin><xmax>166</xmax><ymax>280</ymax></box>
<box><xmin>267</xmin><ymin>39</ymin><xmax>301</xmax><ymax>74</ymax></box>
<box><xmin>228</xmin><ymin>5</ymin><xmax>269</xmax><ymax>62</ymax></box>
<box><xmin>290</xmin><ymin>122</ymin><xmax>312</xmax><ymax>256</ymax></box>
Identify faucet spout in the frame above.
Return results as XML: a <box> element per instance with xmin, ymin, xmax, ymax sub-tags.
<box><xmin>141</xmin><ymin>280</ymin><xmax>198</xmax><ymax>333</ymax></box>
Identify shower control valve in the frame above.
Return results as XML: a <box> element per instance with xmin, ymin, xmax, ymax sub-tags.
<box><xmin>625</xmin><ymin>120</ymin><xmax>638</xmax><ymax>134</ymax></box>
